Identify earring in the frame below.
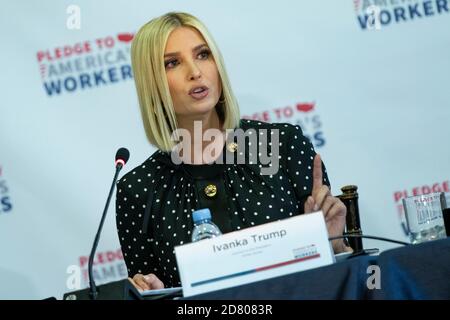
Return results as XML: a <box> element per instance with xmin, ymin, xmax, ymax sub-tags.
<box><xmin>218</xmin><ymin>97</ymin><xmax>226</xmax><ymax>104</ymax></box>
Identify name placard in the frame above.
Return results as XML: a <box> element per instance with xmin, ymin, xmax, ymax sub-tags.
<box><xmin>174</xmin><ymin>211</ymin><xmax>334</xmax><ymax>297</ymax></box>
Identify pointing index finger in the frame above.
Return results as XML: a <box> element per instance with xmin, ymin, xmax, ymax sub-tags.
<box><xmin>312</xmin><ymin>154</ymin><xmax>323</xmax><ymax>193</ymax></box>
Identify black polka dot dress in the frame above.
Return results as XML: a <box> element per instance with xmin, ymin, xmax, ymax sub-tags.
<box><xmin>115</xmin><ymin>119</ymin><xmax>330</xmax><ymax>287</ymax></box>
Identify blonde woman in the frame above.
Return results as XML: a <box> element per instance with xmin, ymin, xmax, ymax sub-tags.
<box><xmin>117</xmin><ymin>12</ymin><xmax>350</xmax><ymax>291</ymax></box>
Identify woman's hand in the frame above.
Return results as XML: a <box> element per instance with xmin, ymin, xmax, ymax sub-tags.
<box><xmin>128</xmin><ymin>273</ymin><xmax>165</xmax><ymax>292</ymax></box>
<box><xmin>304</xmin><ymin>154</ymin><xmax>352</xmax><ymax>253</ymax></box>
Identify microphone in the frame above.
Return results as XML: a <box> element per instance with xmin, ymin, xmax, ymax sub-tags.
<box><xmin>115</xmin><ymin>147</ymin><xmax>130</xmax><ymax>169</ymax></box>
<box><xmin>88</xmin><ymin>148</ymin><xmax>130</xmax><ymax>300</ymax></box>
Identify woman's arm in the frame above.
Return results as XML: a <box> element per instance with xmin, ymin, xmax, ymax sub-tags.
<box><xmin>115</xmin><ymin>175</ymin><xmax>165</xmax><ymax>285</ymax></box>
<box><xmin>282</xmin><ymin>123</ymin><xmax>350</xmax><ymax>253</ymax></box>
<box><xmin>304</xmin><ymin>154</ymin><xmax>352</xmax><ymax>253</ymax></box>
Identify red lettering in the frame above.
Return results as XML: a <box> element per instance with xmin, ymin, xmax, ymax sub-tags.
<box><xmin>283</xmin><ymin>106</ymin><xmax>293</xmax><ymax>118</ymax></box>
<box><xmin>422</xmin><ymin>185</ymin><xmax>431</xmax><ymax>195</ymax></box>
<box><xmin>78</xmin><ymin>248</ymin><xmax>123</xmax><ymax>269</ymax></box>
<box><xmin>432</xmin><ymin>183</ymin><xmax>442</xmax><ymax>193</ymax></box>
<box><xmin>116</xmin><ymin>249</ymin><xmax>123</xmax><ymax>260</ymax></box>
<box><xmin>36</xmin><ymin>41</ymin><xmax>92</xmax><ymax>63</ymax></box>
<box><xmin>37</xmin><ymin>51</ymin><xmax>45</xmax><ymax>63</ymax></box>
<box><xmin>104</xmin><ymin>36</ymin><xmax>115</xmax><ymax>48</ymax></box>
<box><xmin>55</xmin><ymin>48</ymin><xmax>62</xmax><ymax>59</ymax></box>
<box><xmin>254</xmin><ymin>114</ymin><xmax>262</xmax><ymax>121</ymax></box>
<box><xmin>393</xmin><ymin>190</ymin><xmax>409</xmax><ymax>202</ymax></box>
<box><xmin>96</xmin><ymin>37</ymin><xmax>114</xmax><ymax>49</ymax></box>
<box><xmin>97</xmin><ymin>252</ymin><xmax>104</xmax><ymax>264</ymax></box>
<box><xmin>444</xmin><ymin>181</ymin><xmax>450</xmax><ymax>192</ymax></box>
<box><xmin>273</xmin><ymin>108</ymin><xmax>282</xmax><ymax>119</ymax></box>
<box><xmin>394</xmin><ymin>191</ymin><xmax>403</xmax><ymax>202</ymax></box>
<box><xmin>63</xmin><ymin>46</ymin><xmax>72</xmax><ymax>56</ymax></box>
<box><xmin>79</xmin><ymin>256</ymin><xmax>88</xmax><ymax>268</ymax></box>
<box><xmin>106</xmin><ymin>251</ymin><xmax>115</xmax><ymax>262</ymax></box>
<box><xmin>395</xmin><ymin>181</ymin><xmax>449</xmax><ymax>207</ymax></box>
<box><xmin>45</xmin><ymin>51</ymin><xmax>53</xmax><ymax>61</ymax></box>
<box><xmin>243</xmin><ymin>111</ymin><xmax>272</xmax><ymax>122</ymax></box>
<box><xmin>73</xmin><ymin>43</ymin><xmax>82</xmax><ymax>54</ymax></box>
<box><xmin>96</xmin><ymin>38</ymin><xmax>103</xmax><ymax>49</ymax></box>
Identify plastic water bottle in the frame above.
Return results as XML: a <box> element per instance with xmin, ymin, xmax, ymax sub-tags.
<box><xmin>191</xmin><ymin>208</ymin><xmax>222</xmax><ymax>242</ymax></box>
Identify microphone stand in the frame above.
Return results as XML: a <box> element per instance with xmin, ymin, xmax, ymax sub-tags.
<box><xmin>88</xmin><ymin>163</ymin><xmax>123</xmax><ymax>300</ymax></box>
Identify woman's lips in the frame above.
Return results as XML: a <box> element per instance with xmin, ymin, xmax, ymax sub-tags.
<box><xmin>189</xmin><ymin>88</ymin><xmax>209</xmax><ymax>100</ymax></box>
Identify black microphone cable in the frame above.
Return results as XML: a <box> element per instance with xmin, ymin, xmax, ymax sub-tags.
<box><xmin>329</xmin><ymin>234</ymin><xmax>410</xmax><ymax>246</ymax></box>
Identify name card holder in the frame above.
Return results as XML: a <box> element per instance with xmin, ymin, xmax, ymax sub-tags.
<box><xmin>175</xmin><ymin>211</ymin><xmax>333</xmax><ymax>297</ymax></box>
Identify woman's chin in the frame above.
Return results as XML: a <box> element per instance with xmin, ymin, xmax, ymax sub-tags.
<box><xmin>189</xmin><ymin>100</ymin><xmax>217</xmax><ymax>114</ymax></box>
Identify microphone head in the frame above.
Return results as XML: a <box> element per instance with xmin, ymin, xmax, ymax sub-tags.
<box><xmin>115</xmin><ymin>147</ymin><xmax>130</xmax><ymax>167</ymax></box>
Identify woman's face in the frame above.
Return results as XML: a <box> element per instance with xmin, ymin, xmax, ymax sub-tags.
<box><xmin>164</xmin><ymin>27</ymin><xmax>222</xmax><ymax>121</ymax></box>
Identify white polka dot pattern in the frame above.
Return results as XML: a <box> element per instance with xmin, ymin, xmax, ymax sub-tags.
<box><xmin>115</xmin><ymin>119</ymin><xmax>330</xmax><ymax>287</ymax></box>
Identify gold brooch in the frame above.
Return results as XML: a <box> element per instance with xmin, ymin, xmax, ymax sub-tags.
<box><xmin>227</xmin><ymin>142</ymin><xmax>238</xmax><ymax>153</ymax></box>
<box><xmin>204</xmin><ymin>184</ymin><xmax>217</xmax><ymax>198</ymax></box>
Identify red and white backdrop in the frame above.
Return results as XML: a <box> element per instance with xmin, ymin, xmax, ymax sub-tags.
<box><xmin>0</xmin><ymin>0</ymin><xmax>449</xmax><ymax>299</ymax></box>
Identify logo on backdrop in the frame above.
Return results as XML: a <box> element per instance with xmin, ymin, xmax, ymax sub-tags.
<box><xmin>66</xmin><ymin>248</ymin><xmax>127</xmax><ymax>290</ymax></box>
<box><xmin>393</xmin><ymin>180</ymin><xmax>449</xmax><ymax>233</ymax></box>
<box><xmin>242</xmin><ymin>101</ymin><xmax>326</xmax><ymax>149</ymax></box>
<box><xmin>0</xmin><ymin>166</ymin><xmax>13</xmax><ymax>215</ymax></box>
<box><xmin>37</xmin><ymin>33</ymin><xmax>135</xmax><ymax>97</ymax></box>
<box><xmin>354</xmin><ymin>0</ymin><xmax>449</xmax><ymax>30</ymax></box>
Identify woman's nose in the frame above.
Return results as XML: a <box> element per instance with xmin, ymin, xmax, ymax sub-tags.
<box><xmin>187</xmin><ymin>62</ymin><xmax>202</xmax><ymax>80</ymax></box>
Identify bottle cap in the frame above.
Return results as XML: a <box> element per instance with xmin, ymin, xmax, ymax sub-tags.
<box><xmin>192</xmin><ymin>208</ymin><xmax>212</xmax><ymax>223</ymax></box>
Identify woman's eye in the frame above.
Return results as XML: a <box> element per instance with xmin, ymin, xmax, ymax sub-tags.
<box><xmin>165</xmin><ymin>50</ymin><xmax>210</xmax><ymax>69</ymax></box>
<box><xmin>165</xmin><ymin>59</ymin><xmax>178</xmax><ymax>69</ymax></box>
<box><xmin>198</xmin><ymin>50</ymin><xmax>210</xmax><ymax>59</ymax></box>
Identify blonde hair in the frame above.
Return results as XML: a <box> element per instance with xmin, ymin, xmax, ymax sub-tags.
<box><xmin>131</xmin><ymin>12</ymin><xmax>241</xmax><ymax>152</ymax></box>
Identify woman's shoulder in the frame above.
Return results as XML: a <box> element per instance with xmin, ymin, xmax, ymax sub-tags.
<box><xmin>239</xmin><ymin>119</ymin><xmax>304</xmax><ymax>137</ymax></box>
<box><xmin>116</xmin><ymin>149</ymin><xmax>166</xmax><ymax>190</ymax></box>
